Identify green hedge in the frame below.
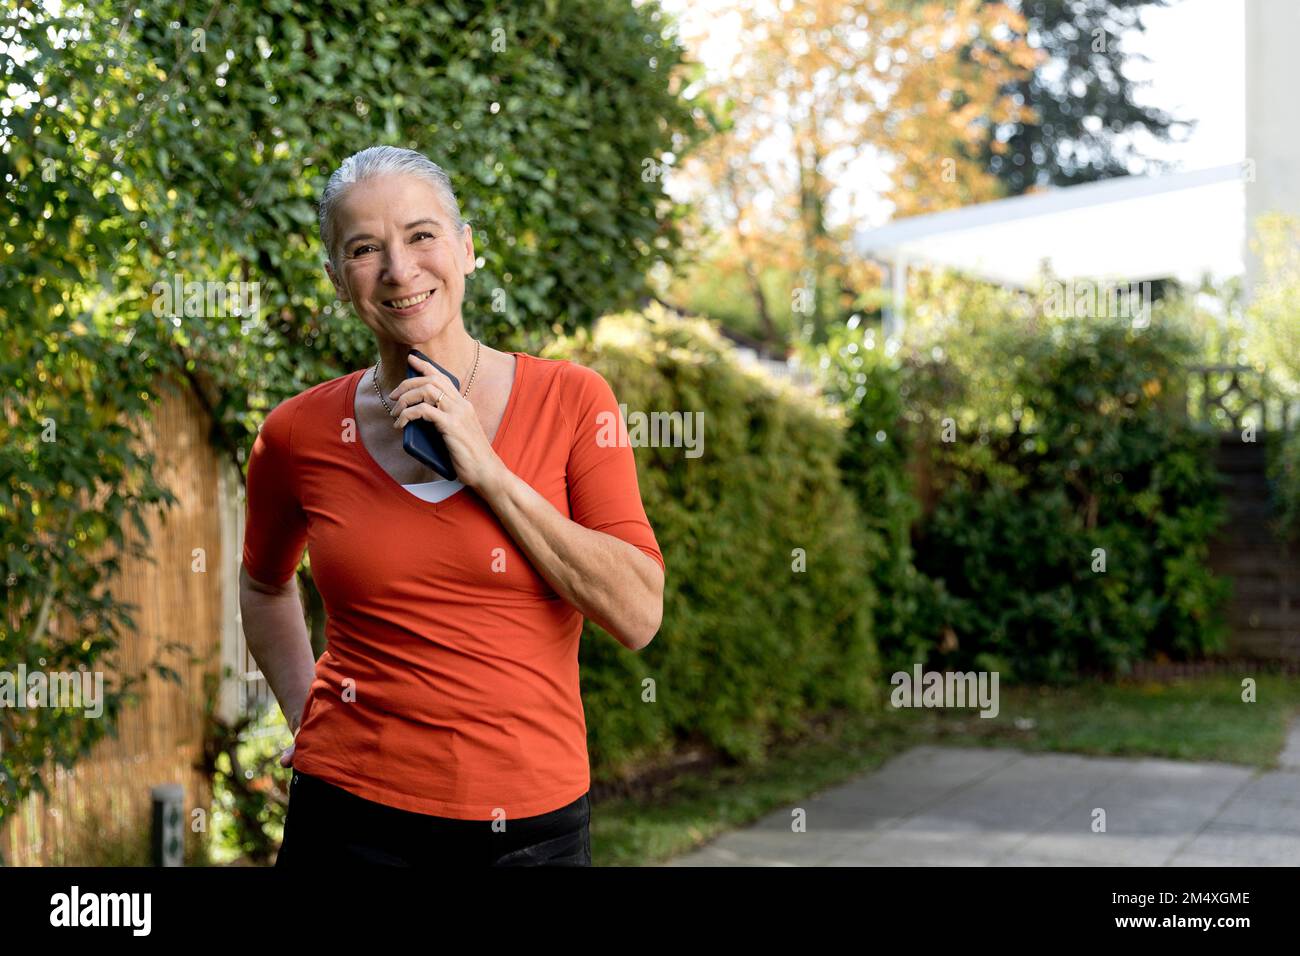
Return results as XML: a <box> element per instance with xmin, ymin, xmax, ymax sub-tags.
<box><xmin>909</xmin><ymin>317</ymin><xmax>1231</xmax><ymax>682</ymax></box>
<box><xmin>817</xmin><ymin>301</ymin><xmax>1232</xmax><ymax>683</ymax></box>
<box><xmin>541</xmin><ymin>304</ymin><xmax>882</xmax><ymax>775</ymax></box>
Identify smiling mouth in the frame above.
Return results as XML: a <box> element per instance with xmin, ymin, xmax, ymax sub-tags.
<box><xmin>382</xmin><ymin>289</ymin><xmax>435</xmax><ymax>309</ymax></box>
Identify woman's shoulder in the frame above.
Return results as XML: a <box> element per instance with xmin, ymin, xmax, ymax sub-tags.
<box><xmin>255</xmin><ymin>370</ymin><xmax>362</xmax><ymax>442</ymax></box>
<box><xmin>519</xmin><ymin>351</ymin><xmax>610</xmax><ymax>396</ymax></box>
<box><xmin>524</xmin><ymin>356</ymin><xmax>629</xmax><ymax>448</ymax></box>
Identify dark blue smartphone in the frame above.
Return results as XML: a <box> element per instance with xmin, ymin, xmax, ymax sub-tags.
<box><xmin>401</xmin><ymin>348</ymin><xmax>460</xmax><ymax>480</ymax></box>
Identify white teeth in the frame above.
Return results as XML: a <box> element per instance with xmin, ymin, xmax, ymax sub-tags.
<box><xmin>387</xmin><ymin>290</ymin><xmax>433</xmax><ymax>309</ymax></box>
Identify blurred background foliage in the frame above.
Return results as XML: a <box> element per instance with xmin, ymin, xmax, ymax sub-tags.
<box><xmin>811</xmin><ymin>282</ymin><xmax>1237</xmax><ymax>683</ymax></box>
<box><xmin>1248</xmin><ymin>216</ymin><xmax>1300</xmax><ymax>543</ymax></box>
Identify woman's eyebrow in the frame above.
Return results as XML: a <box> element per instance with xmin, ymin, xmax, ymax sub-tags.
<box><xmin>343</xmin><ymin>219</ymin><xmax>441</xmax><ymax>247</ymax></box>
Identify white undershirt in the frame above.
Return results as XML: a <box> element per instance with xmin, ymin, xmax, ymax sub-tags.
<box><xmin>400</xmin><ymin>478</ymin><xmax>466</xmax><ymax>503</ymax></box>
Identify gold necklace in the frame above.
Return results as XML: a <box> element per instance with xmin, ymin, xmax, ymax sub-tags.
<box><xmin>372</xmin><ymin>338</ymin><xmax>481</xmax><ymax>415</ymax></box>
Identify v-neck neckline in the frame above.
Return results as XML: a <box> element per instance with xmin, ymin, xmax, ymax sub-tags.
<box><xmin>345</xmin><ymin>351</ymin><xmax>525</xmax><ymax>514</ymax></box>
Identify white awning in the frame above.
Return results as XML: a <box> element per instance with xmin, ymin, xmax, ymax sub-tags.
<box><xmin>854</xmin><ymin>163</ymin><xmax>1248</xmax><ymax>289</ymax></box>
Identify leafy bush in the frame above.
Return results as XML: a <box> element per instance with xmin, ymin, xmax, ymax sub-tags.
<box><xmin>201</xmin><ymin>702</ymin><xmax>291</xmax><ymax>867</ymax></box>
<box><xmin>911</xmin><ymin>316</ymin><xmax>1232</xmax><ymax>681</ymax></box>
<box><xmin>813</xmin><ymin>282</ymin><xmax>1232</xmax><ymax>683</ymax></box>
<box><xmin>542</xmin><ymin>303</ymin><xmax>882</xmax><ymax>773</ymax></box>
<box><xmin>807</xmin><ymin>319</ymin><xmax>958</xmax><ymax>677</ymax></box>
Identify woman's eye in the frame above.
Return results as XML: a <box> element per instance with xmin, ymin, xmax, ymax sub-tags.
<box><xmin>412</xmin><ymin>231</ymin><xmax>436</xmax><ymax>241</ymax></box>
<box><xmin>350</xmin><ymin>244</ymin><xmax>377</xmax><ymax>256</ymax></box>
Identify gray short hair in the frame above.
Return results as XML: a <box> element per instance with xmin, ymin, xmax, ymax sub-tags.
<box><xmin>318</xmin><ymin>146</ymin><xmax>469</xmax><ymax>270</ymax></box>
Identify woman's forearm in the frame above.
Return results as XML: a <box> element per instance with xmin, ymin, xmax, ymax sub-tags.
<box><xmin>238</xmin><ymin>566</ymin><xmax>318</xmax><ymax>732</ymax></box>
<box><xmin>478</xmin><ymin>467</ymin><xmax>664</xmax><ymax>650</ymax></box>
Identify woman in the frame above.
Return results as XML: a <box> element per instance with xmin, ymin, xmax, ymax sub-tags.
<box><xmin>238</xmin><ymin>145</ymin><xmax>666</xmax><ymax>867</ymax></box>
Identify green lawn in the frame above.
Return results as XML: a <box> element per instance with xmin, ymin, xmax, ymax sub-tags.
<box><xmin>591</xmin><ymin>674</ymin><xmax>1300</xmax><ymax>866</ymax></box>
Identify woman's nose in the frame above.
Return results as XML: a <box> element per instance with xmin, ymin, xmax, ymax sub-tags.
<box><xmin>380</xmin><ymin>242</ymin><xmax>420</xmax><ymax>286</ymax></box>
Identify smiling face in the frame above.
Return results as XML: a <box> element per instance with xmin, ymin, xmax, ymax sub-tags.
<box><xmin>324</xmin><ymin>173</ymin><xmax>475</xmax><ymax>346</ymax></box>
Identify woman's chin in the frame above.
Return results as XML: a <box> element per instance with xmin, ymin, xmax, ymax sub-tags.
<box><xmin>391</xmin><ymin>317</ymin><xmax>454</xmax><ymax>345</ymax></box>
<box><xmin>360</xmin><ymin>304</ymin><xmax>460</xmax><ymax>344</ymax></box>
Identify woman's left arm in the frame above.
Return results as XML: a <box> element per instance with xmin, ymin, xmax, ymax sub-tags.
<box><xmin>477</xmin><ymin>467</ymin><xmax>664</xmax><ymax>651</ymax></box>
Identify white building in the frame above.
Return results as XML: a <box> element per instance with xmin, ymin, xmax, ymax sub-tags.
<box><xmin>854</xmin><ymin>0</ymin><xmax>1297</xmax><ymax>337</ymax></box>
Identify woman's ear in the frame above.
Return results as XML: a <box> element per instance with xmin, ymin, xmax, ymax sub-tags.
<box><xmin>324</xmin><ymin>260</ymin><xmax>351</xmax><ymax>302</ymax></box>
<box><xmin>461</xmin><ymin>224</ymin><xmax>475</xmax><ymax>277</ymax></box>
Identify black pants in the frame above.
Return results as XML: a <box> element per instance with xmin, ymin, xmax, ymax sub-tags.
<box><xmin>275</xmin><ymin>770</ymin><xmax>591</xmax><ymax>867</ymax></box>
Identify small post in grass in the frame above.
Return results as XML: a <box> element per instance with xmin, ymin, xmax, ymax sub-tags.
<box><xmin>151</xmin><ymin>783</ymin><xmax>185</xmax><ymax>867</ymax></box>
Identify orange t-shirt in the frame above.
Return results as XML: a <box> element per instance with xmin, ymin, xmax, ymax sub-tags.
<box><xmin>240</xmin><ymin>351</ymin><xmax>665</xmax><ymax>819</ymax></box>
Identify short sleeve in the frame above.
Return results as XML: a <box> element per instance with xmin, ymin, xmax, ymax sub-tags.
<box><xmin>564</xmin><ymin>363</ymin><xmax>666</xmax><ymax>576</ymax></box>
<box><xmin>241</xmin><ymin>398</ymin><xmax>309</xmax><ymax>587</ymax></box>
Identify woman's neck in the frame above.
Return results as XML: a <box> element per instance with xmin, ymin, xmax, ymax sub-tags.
<box><xmin>376</xmin><ymin>330</ymin><xmax>478</xmax><ymax>397</ymax></box>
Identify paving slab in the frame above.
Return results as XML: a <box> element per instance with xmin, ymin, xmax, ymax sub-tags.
<box><xmin>661</xmin><ymin>732</ymin><xmax>1300</xmax><ymax>866</ymax></box>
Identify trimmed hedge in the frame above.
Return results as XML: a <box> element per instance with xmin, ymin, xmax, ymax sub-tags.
<box><xmin>541</xmin><ymin>303</ymin><xmax>882</xmax><ymax>776</ymax></box>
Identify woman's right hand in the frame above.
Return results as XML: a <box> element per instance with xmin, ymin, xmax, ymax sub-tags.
<box><xmin>280</xmin><ymin>718</ymin><xmax>300</xmax><ymax>767</ymax></box>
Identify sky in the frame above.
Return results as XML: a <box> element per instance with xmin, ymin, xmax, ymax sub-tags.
<box><xmin>656</xmin><ymin>0</ymin><xmax>1246</xmax><ymax>228</ymax></box>
<box><xmin>1124</xmin><ymin>0</ymin><xmax>1244</xmax><ymax>168</ymax></box>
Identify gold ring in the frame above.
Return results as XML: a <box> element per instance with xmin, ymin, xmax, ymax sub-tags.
<box><xmin>433</xmin><ymin>389</ymin><xmax>444</xmax><ymax>408</ymax></box>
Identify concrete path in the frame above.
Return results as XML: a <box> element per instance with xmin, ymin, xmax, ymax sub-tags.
<box><xmin>663</xmin><ymin>724</ymin><xmax>1300</xmax><ymax>866</ymax></box>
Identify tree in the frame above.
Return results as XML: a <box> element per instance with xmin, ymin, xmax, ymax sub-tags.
<box><xmin>976</xmin><ymin>0</ymin><xmax>1188</xmax><ymax>194</ymax></box>
<box><xmin>669</xmin><ymin>0</ymin><xmax>1038</xmax><ymax>347</ymax></box>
